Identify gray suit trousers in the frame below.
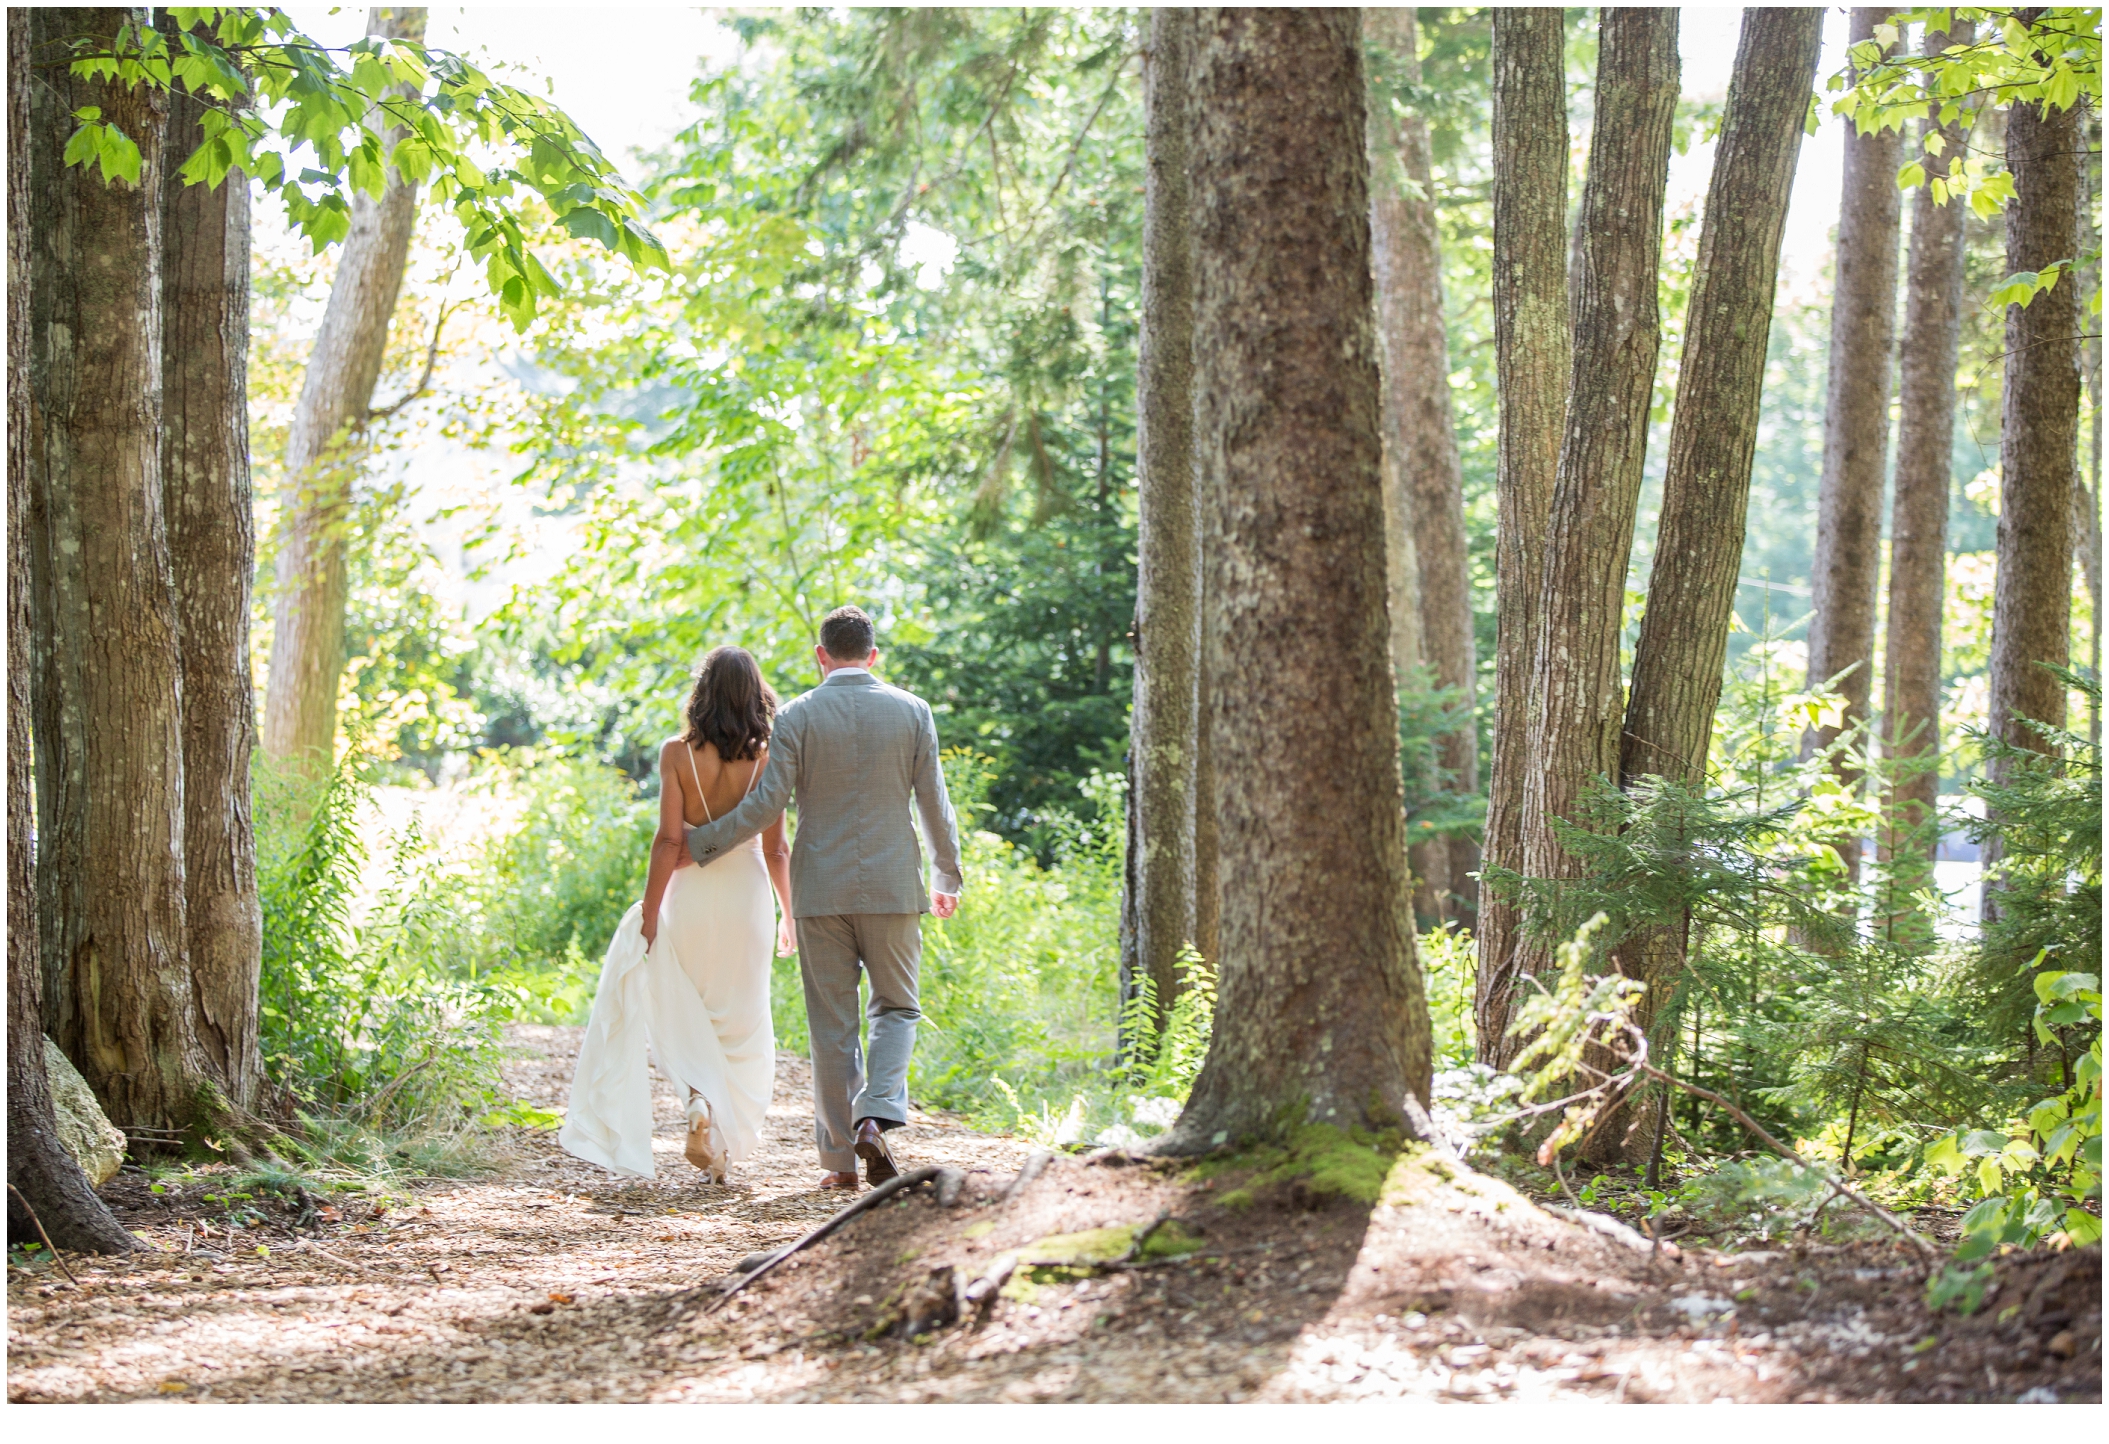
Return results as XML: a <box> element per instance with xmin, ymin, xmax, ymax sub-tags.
<box><xmin>797</xmin><ymin>912</ymin><xmax>920</xmax><ymax>1171</ymax></box>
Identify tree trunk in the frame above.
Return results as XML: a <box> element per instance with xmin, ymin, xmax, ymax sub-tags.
<box><xmin>1984</xmin><ymin>79</ymin><xmax>2082</xmax><ymax>914</ymax></box>
<box><xmin>1192</xmin><ymin>640</ymin><xmax>1220</xmax><ymax>974</ymax></box>
<box><xmin>1127</xmin><ymin>6</ymin><xmax>1202</xmax><ymax>1037</ymax></box>
<box><xmin>1500</xmin><ymin>9</ymin><xmax>1680</xmax><ymax>1070</ymax></box>
<box><xmin>160</xmin><ymin>16</ymin><xmax>263</xmax><ymax>1109</ymax></box>
<box><xmin>1623</xmin><ymin>8</ymin><xmax>1819</xmax><ymax>794</ymax></box>
<box><xmin>7</xmin><ymin>6</ymin><xmax>136</xmax><ymax>1255</ymax></box>
<box><xmin>2076</xmin><ymin>113</ymin><xmax>2102</xmax><ymax>754</ymax></box>
<box><xmin>1477</xmin><ymin>7</ymin><xmax>1568</xmax><ymax>1060</ymax></box>
<box><xmin>1880</xmin><ymin>19</ymin><xmax>1974</xmax><ymax>946</ymax></box>
<box><xmin>1366</xmin><ymin>7</ymin><xmax>1479</xmax><ymax>932</ymax></box>
<box><xmin>1161</xmin><ymin>8</ymin><xmax>1431</xmax><ymax>1152</ymax></box>
<box><xmin>1804</xmin><ymin>8</ymin><xmax>1904</xmax><ymax>891</ymax></box>
<box><xmin>27</xmin><ymin>7</ymin><xmax>224</xmax><ymax>1134</ymax></box>
<box><xmin>1366</xmin><ymin>21</ymin><xmax>1434</xmax><ymax>926</ymax></box>
<box><xmin>262</xmin><ymin>5</ymin><xmax>427</xmax><ymax>773</ymax></box>
<box><xmin>1609</xmin><ymin>8</ymin><xmax>1820</xmax><ymax>1155</ymax></box>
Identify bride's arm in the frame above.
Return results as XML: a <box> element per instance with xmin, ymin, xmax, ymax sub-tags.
<box><xmin>641</xmin><ymin>739</ymin><xmax>689</xmax><ymax>945</ymax></box>
<box><xmin>762</xmin><ymin>809</ymin><xmax>795</xmax><ymax>954</ymax></box>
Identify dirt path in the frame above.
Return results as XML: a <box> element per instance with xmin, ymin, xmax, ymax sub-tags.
<box><xmin>7</xmin><ymin>1025</ymin><xmax>2099</xmax><ymax>1404</ymax></box>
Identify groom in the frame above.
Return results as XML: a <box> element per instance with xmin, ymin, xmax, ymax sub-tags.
<box><xmin>682</xmin><ymin>606</ymin><xmax>963</xmax><ymax>1190</ymax></box>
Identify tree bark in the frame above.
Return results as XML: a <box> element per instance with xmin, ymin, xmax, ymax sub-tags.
<box><xmin>1476</xmin><ymin>7</ymin><xmax>1567</xmax><ymax>1060</ymax></box>
<box><xmin>1984</xmin><ymin>78</ymin><xmax>2082</xmax><ymax>914</ymax></box>
<box><xmin>27</xmin><ymin>7</ymin><xmax>224</xmax><ymax>1134</ymax></box>
<box><xmin>1127</xmin><ymin>6</ymin><xmax>1202</xmax><ymax>1037</ymax></box>
<box><xmin>2074</xmin><ymin>111</ymin><xmax>2102</xmax><ymax>753</ymax></box>
<box><xmin>1804</xmin><ymin>8</ymin><xmax>1904</xmax><ymax>891</ymax></box>
<box><xmin>1161</xmin><ymin>8</ymin><xmax>1431</xmax><ymax>1152</ymax></box>
<box><xmin>160</xmin><ymin>15</ymin><xmax>263</xmax><ymax>1109</ymax></box>
<box><xmin>1366</xmin><ymin>6</ymin><xmax>1479</xmax><ymax>931</ymax></box>
<box><xmin>263</xmin><ymin>5</ymin><xmax>427</xmax><ymax>773</ymax></box>
<box><xmin>1623</xmin><ymin>8</ymin><xmax>1819</xmax><ymax>794</ymax></box>
<box><xmin>7</xmin><ymin>6</ymin><xmax>137</xmax><ymax>1255</ymax></box>
<box><xmin>1880</xmin><ymin>19</ymin><xmax>1974</xmax><ymax>945</ymax></box>
<box><xmin>1499</xmin><ymin>9</ymin><xmax>1680</xmax><ymax>1070</ymax></box>
<box><xmin>1606</xmin><ymin>8</ymin><xmax>1819</xmax><ymax>1157</ymax></box>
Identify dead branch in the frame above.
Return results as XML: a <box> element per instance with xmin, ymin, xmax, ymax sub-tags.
<box><xmin>7</xmin><ymin>1184</ymin><xmax>83</xmax><ymax>1284</ymax></box>
<box><xmin>1002</xmin><ymin>1149</ymin><xmax>1054</xmax><ymax>1203</ymax></box>
<box><xmin>702</xmin><ymin>1165</ymin><xmax>945</xmax><ymax>1316</ymax></box>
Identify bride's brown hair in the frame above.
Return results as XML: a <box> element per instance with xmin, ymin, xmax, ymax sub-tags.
<box><xmin>684</xmin><ymin>647</ymin><xmax>777</xmax><ymax>762</ymax></box>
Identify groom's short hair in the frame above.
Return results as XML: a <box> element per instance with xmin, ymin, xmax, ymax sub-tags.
<box><xmin>819</xmin><ymin>606</ymin><xmax>877</xmax><ymax>661</ymax></box>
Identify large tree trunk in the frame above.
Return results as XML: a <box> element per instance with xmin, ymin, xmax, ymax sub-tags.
<box><xmin>1608</xmin><ymin>8</ymin><xmax>1820</xmax><ymax>1158</ymax></box>
<box><xmin>1804</xmin><ymin>9</ymin><xmax>1904</xmax><ymax>891</ymax></box>
<box><xmin>1366</xmin><ymin>6</ymin><xmax>1479</xmax><ymax>932</ymax></box>
<box><xmin>1127</xmin><ymin>5</ymin><xmax>1202</xmax><ymax>1036</ymax></box>
<box><xmin>1880</xmin><ymin>19</ymin><xmax>1974</xmax><ymax>946</ymax></box>
<box><xmin>1161</xmin><ymin>8</ymin><xmax>1431</xmax><ymax>1152</ymax></box>
<box><xmin>7</xmin><ymin>7</ymin><xmax>137</xmax><ymax>1255</ymax></box>
<box><xmin>262</xmin><ymin>5</ymin><xmax>427</xmax><ymax>773</ymax></box>
<box><xmin>160</xmin><ymin>16</ymin><xmax>263</xmax><ymax>1110</ymax></box>
<box><xmin>27</xmin><ymin>7</ymin><xmax>223</xmax><ymax>1134</ymax></box>
<box><xmin>1476</xmin><ymin>8</ymin><xmax>1568</xmax><ymax>1060</ymax></box>
<box><xmin>1498</xmin><ymin>9</ymin><xmax>1680</xmax><ymax>1071</ymax></box>
<box><xmin>1984</xmin><ymin>78</ymin><xmax>2082</xmax><ymax>916</ymax></box>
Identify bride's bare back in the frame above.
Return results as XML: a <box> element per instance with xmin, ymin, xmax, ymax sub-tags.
<box><xmin>667</xmin><ymin>738</ymin><xmax>768</xmax><ymax>826</ymax></box>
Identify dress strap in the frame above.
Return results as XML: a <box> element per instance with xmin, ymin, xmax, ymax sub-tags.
<box><xmin>686</xmin><ymin>741</ymin><xmax>711</xmax><ymax>823</ymax></box>
<box><xmin>742</xmin><ymin>749</ymin><xmax>765</xmax><ymax>801</ymax></box>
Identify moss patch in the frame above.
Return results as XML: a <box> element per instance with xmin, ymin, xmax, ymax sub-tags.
<box><xmin>1017</xmin><ymin>1225</ymin><xmax>1141</xmax><ymax>1267</ymax></box>
<box><xmin>1188</xmin><ymin>1123</ymin><xmax>1408</xmax><ymax>1208</ymax></box>
<box><xmin>1137</xmin><ymin>1218</ymin><xmax>1206</xmax><ymax>1259</ymax></box>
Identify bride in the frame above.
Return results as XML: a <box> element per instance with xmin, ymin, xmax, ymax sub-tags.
<box><xmin>559</xmin><ymin>647</ymin><xmax>794</xmax><ymax>1183</ymax></box>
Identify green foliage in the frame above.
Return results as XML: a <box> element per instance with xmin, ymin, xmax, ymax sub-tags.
<box><xmin>909</xmin><ymin>760</ymin><xmax>1125</xmax><ymax>1135</ymax></box>
<box><xmin>454</xmin><ymin>8</ymin><xmax>1139</xmax><ymax>839</ymax></box>
<box><xmin>1964</xmin><ymin>686</ymin><xmax>2104</xmax><ymax>1045</ymax></box>
<box><xmin>455</xmin><ymin>755</ymin><xmax>656</xmax><ymax>982</ymax></box>
<box><xmin>1830</xmin><ymin>7</ymin><xmax>2101</xmax><ymax>217</ymax></box>
<box><xmin>54</xmin><ymin>8</ymin><xmax>665</xmax><ymax>327</ymax></box>
<box><xmin>1926</xmin><ymin>969</ymin><xmax>2103</xmax><ymax>1258</ymax></box>
<box><xmin>1119</xmin><ymin>949</ymin><xmax>1218</xmax><ymax>1108</ymax></box>
<box><xmin>1396</xmin><ymin>673</ymin><xmax>1484</xmax><ymax>849</ymax></box>
<box><xmin>253</xmin><ymin>760</ymin><xmax>510</xmax><ymax>1178</ymax></box>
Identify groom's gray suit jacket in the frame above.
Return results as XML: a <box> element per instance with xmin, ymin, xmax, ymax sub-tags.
<box><xmin>684</xmin><ymin>670</ymin><xmax>963</xmax><ymax>916</ymax></box>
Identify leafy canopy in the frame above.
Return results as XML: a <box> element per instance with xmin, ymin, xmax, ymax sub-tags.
<box><xmin>48</xmin><ymin>7</ymin><xmax>667</xmax><ymax>329</ymax></box>
<box><xmin>1828</xmin><ymin>6</ymin><xmax>2102</xmax><ymax>217</ymax></box>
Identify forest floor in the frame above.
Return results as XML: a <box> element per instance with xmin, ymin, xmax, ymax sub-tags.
<box><xmin>7</xmin><ymin>1023</ymin><xmax>2100</xmax><ymax>1405</ymax></box>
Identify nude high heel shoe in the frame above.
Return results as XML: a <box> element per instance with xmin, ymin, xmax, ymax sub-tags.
<box><xmin>685</xmin><ymin>1095</ymin><xmax>723</xmax><ymax>1182</ymax></box>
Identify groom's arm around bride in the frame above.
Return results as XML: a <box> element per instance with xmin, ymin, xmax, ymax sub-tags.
<box><xmin>681</xmin><ymin>626</ymin><xmax>963</xmax><ymax>920</ymax></box>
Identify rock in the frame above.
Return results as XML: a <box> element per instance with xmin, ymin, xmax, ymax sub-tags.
<box><xmin>2047</xmin><ymin>1330</ymin><xmax>2076</xmax><ymax>1359</ymax></box>
<box><xmin>43</xmin><ymin>1037</ymin><xmax>126</xmax><ymax>1186</ymax></box>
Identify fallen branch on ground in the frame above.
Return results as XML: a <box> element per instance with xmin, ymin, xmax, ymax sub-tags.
<box><xmin>1002</xmin><ymin>1150</ymin><xmax>1054</xmax><ymax>1202</ymax></box>
<box><xmin>7</xmin><ymin>1184</ymin><xmax>83</xmax><ymax>1285</ymax></box>
<box><xmin>700</xmin><ymin>1166</ymin><xmax>951</xmax><ymax>1316</ymax></box>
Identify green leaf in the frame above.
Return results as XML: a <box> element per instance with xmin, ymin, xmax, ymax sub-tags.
<box><xmin>560</xmin><ymin>206</ymin><xmax>619</xmax><ymax>248</ymax></box>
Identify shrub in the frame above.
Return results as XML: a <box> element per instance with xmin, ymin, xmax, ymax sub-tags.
<box><xmin>253</xmin><ymin>760</ymin><xmax>512</xmax><ymax>1179</ymax></box>
<box><xmin>458</xmin><ymin>752</ymin><xmax>656</xmax><ymax>979</ymax></box>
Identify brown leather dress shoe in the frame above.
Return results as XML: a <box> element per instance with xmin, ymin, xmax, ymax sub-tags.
<box><xmin>854</xmin><ymin>1118</ymin><xmax>899</xmax><ymax>1186</ymax></box>
<box><xmin>818</xmin><ymin>1170</ymin><xmax>859</xmax><ymax>1190</ymax></box>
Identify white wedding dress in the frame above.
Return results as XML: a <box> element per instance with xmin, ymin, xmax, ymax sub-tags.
<box><xmin>559</xmin><ymin>759</ymin><xmax>776</xmax><ymax>1178</ymax></box>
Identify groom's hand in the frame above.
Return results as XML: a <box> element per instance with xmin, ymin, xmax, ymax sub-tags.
<box><xmin>931</xmin><ymin>891</ymin><xmax>959</xmax><ymax>920</ymax></box>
